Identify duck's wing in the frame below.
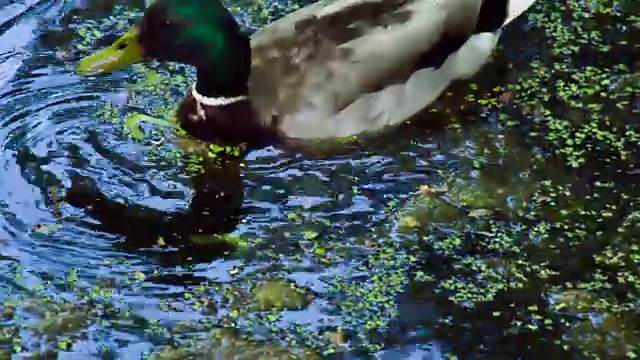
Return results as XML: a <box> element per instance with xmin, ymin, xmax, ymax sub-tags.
<box><xmin>248</xmin><ymin>0</ymin><xmax>531</xmax><ymax>139</ymax></box>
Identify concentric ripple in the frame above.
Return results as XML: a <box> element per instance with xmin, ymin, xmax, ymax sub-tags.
<box><xmin>0</xmin><ymin>0</ymin><xmax>192</xmax><ymax>287</ymax></box>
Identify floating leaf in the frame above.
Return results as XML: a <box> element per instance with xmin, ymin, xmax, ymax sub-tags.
<box><xmin>418</xmin><ymin>184</ymin><xmax>448</xmax><ymax>196</ymax></box>
<box><xmin>32</xmin><ymin>224</ymin><xmax>62</xmax><ymax>235</ymax></box>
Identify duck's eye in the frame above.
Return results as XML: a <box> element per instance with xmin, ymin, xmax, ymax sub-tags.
<box><xmin>116</xmin><ymin>40</ymin><xmax>129</xmax><ymax>50</ymax></box>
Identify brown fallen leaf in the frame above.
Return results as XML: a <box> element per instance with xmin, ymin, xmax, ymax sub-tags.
<box><xmin>3</xmin><ymin>305</ymin><xmax>15</xmax><ymax>319</ymax></box>
<box><xmin>418</xmin><ymin>184</ymin><xmax>448</xmax><ymax>196</ymax></box>
<box><xmin>498</xmin><ymin>91</ymin><xmax>513</xmax><ymax>104</ymax></box>
<box><xmin>398</xmin><ymin>216</ymin><xmax>419</xmax><ymax>229</ymax></box>
<box><xmin>326</xmin><ymin>329</ymin><xmax>348</xmax><ymax>346</ymax></box>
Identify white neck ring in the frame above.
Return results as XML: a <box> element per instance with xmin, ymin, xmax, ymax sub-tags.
<box><xmin>191</xmin><ymin>83</ymin><xmax>248</xmax><ymax>107</ymax></box>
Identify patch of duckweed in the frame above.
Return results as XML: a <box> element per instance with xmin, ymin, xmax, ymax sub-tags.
<box><xmin>251</xmin><ymin>279</ymin><xmax>311</xmax><ymax>311</ymax></box>
<box><xmin>508</xmin><ymin>0</ymin><xmax>640</xmax><ymax>166</ymax></box>
<box><xmin>0</xmin><ymin>264</ymin><xmax>312</xmax><ymax>357</ymax></box>
<box><xmin>152</xmin><ymin>328</ymin><xmax>320</xmax><ymax>360</ymax></box>
<box><xmin>0</xmin><ymin>267</ymin><xmax>152</xmax><ymax>358</ymax></box>
<box><xmin>394</xmin><ymin>1</ymin><xmax>640</xmax><ymax>358</ymax></box>
<box><xmin>188</xmin><ymin>232</ymin><xmax>258</xmax><ymax>249</ymax></box>
<box><xmin>72</xmin><ymin>5</ymin><xmax>140</xmax><ymax>52</ymax></box>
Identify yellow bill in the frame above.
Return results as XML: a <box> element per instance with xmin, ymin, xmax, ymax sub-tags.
<box><xmin>76</xmin><ymin>27</ymin><xmax>144</xmax><ymax>76</ymax></box>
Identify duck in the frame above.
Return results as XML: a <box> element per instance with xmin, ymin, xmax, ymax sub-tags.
<box><xmin>76</xmin><ymin>0</ymin><xmax>537</xmax><ymax>148</ymax></box>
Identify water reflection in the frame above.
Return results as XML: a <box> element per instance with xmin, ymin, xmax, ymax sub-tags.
<box><xmin>65</xmin><ymin>155</ymin><xmax>245</xmax><ymax>261</ymax></box>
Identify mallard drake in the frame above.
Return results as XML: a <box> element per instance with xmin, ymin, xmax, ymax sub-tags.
<box><xmin>77</xmin><ymin>0</ymin><xmax>536</xmax><ymax>147</ymax></box>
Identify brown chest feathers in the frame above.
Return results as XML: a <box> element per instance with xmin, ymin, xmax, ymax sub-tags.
<box><xmin>176</xmin><ymin>96</ymin><xmax>282</xmax><ymax>149</ymax></box>
<box><xmin>175</xmin><ymin>96</ymin><xmax>360</xmax><ymax>159</ymax></box>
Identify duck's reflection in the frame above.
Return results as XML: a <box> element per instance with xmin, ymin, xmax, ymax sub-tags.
<box><xmin>65</xmin><ymin>155</ymin><xmax>245</xmax><ymax>264</ymax></box>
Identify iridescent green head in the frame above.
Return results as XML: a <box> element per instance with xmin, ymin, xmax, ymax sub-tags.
<box><xmin>77</xmin><ymin>0</ymin><xmax>251</xmax><ymax>96</ymax></box>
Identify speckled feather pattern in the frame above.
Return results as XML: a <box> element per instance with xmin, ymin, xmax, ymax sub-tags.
<box><xmin>144</xmin><ymin>0</ymin><xmax>536</xmax><ymax>142</ymax></box>
<box><xmin>246</xmin><ymin>0</ymin><xmax>530</xmax><ymax>139</ymax></box>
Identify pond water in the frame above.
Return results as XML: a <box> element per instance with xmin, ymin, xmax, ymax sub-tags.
<box><xmin>0</xmin><ymin>0</ymin><xmax>639</xmax><ymax>359</ymax></box>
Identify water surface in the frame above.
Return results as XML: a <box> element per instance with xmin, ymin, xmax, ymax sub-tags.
<box><xmin>0</xmin><ymin>0</ymin><xmax>638</xmax><ymax>359</ymax></box>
